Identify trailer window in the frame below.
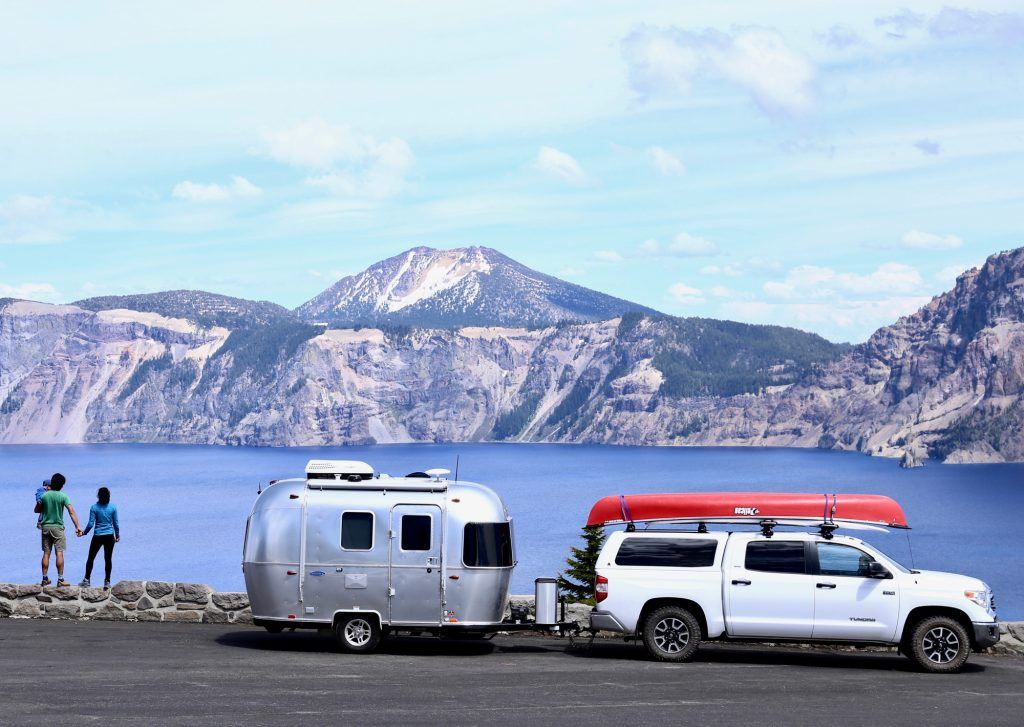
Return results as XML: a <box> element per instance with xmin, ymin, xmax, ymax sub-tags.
<box><xmin>401</xmin><ymin>515</ymin><xmax>432</xmax><ymax>551</ymax></box>
<box><xmin>744</xmin><ymin>541</ymin><xmax>807</xmax><ymax>574</ymax></box>
<box><xmin>614</xmin><ymin>537</ymin><xmax>717</xmax><ymax>567</ymax></box>
<box><xmin>341</xmin><ymin>511</ymin><xmax>374</xmax><ymax>551</ymax></box>
<box><xmin>464</xmin><ymin>523</ymin><xmax>513</xmax><ymax>567</ymax></box>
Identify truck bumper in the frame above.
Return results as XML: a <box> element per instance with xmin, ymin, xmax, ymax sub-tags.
<box><xmin>972</xmin><ymin>621</ymin><xmax>1000</xmax><ymax>650</ymax></box>
<box><xmin>590</xmin><ymin>610</ymin><xmax>626</xmax><ymax>633</ymax></box>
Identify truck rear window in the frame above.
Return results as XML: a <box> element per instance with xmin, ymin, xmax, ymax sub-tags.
<box><xmin>614</xmin><ymin>537</ymin><xmax>718</xmax><ymax>567</ymax></box>
<box><xmin>744</xmin><ymin>541</ymin><xmax>806</xmax><ymax>574</ymax></box>
<box><xmin>463</xmin><ymin>523</ymin><xmax>513</xmax><ymax>567</ymax></box>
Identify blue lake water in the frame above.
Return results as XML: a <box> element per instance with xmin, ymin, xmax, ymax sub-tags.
<box><xmin>1</xmin><ymin>443</ymin><xmax>1021</xmax><ymax>618</ymax></box>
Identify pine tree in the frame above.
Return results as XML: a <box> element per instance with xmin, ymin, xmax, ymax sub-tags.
<box><xmin>557</xmin><ymin>525</ymin><xmax>607</xmax><ymax>604</ymax></box>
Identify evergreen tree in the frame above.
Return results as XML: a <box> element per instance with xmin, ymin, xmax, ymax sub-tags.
<box><xmin>557</xmin><ymin>525</ymin><xmax>607</xmax><ymax>604</ymax></box>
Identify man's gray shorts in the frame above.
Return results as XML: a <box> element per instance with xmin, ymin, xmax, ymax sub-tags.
<box><xmin>41</xmin><ymin>526</ymin><xmax>67</xmax><ymax>554</ymax></box>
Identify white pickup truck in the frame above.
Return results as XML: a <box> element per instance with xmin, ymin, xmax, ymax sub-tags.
<box><xmin>589</xmin><ymin>529</ymin><xmax>999</xmax><ymax>672</ymax></box>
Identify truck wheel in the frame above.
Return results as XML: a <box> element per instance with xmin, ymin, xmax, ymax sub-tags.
<box><xmin>336</xmin><ymin>615</ymin><xmax>383</xmax><ymax>653</ymax></box>
<box><xmin>642</xmin><ymin>606</ymin><xmax>701</xmax><ymax>662</ymax></box>
<box><xmin>907</xmin><ymin>616</ymin><xmax>971</xmax><ymax>673</ymax></box>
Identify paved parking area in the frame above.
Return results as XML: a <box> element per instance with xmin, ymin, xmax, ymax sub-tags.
<box><xmin>2</xmin><ymin>619</ymin><xmax>1022</xmax><ymax>725</ymax></box>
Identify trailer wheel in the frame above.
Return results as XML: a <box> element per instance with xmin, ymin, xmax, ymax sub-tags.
<box><xmin>335</xmin><ymin>615</ymin><xmax>382</xmax><ymax>653</ymax></box>
<box><xmin>642</xmin><ymin>606</ymin><xmax>701</xmax><ymax>663</ymax></box>
<box><xmin>907</xmin><ymin>615</ymin><xmax>971</xmax><ymax>673</ymax></box>
<box><xmin>264</xmin><ymin>624</ymin><xmax>284</xmax><ymax>634</ymax></box>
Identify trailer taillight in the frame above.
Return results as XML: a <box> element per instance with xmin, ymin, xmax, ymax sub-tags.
<box><xmin>595</xmin><ymin>575</ymin><xmax>608</xmax><ymax>603</ymax></box>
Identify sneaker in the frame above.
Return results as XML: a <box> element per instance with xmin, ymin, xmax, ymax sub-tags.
<box><xmin>40</xmin><ymin>576</ymin><xmax>51</xmax><ymax>587</ymax></box>
<box><xmin>103</xmin><ymin>580</ymin><xmax>110</xmax><ymax>590</ymax></box>
<box><xmin>79</xmin><ymin>578</ymin><xmax>90</xmax><ymax>587</ymax></box>
<box><xmin>56</xmin><ymin>579</ymin><xmax>70</xmax><ymax>587</ymax></box>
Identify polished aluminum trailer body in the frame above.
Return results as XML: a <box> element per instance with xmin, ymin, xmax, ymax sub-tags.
<box><xmin>243</xmin><ymin>461</ymin><xmax>515</xmax><ymax>630</ymax></box>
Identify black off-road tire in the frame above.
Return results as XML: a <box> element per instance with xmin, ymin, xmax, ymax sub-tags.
<box><xmin>642</xmin><ymin>606</ymin><xmax>702</xmax><ymax>662</ymax></box>
<box><xmin>335</xmin><ymin>614</ymin><xmax>383</xmax><ymax>653</ymax></box>
<box><xmin>907</xmin><ymin>615</ymin><xmax>971</xmax><ymax>673</ymax></box>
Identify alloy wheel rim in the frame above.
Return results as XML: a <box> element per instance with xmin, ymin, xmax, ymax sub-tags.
<box><xmin>653</xmin><ymin>616</ymin><xmax>690</xmax><ymax>654</ymax></box>
<box><xmin>345</xmin><ymin>618</ymin><xmax>372</xmax><ymax>646</ymax></box>
<box><xmin>922</xmin><ymin>626</ymin><xmax>960</xmax><ymax>664</ymax></box>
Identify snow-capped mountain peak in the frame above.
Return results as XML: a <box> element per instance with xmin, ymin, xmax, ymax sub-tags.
<box><xmin>296</xmin><ymin>245</ymin><xmax>655</xmax><ymax>328</ymax></box>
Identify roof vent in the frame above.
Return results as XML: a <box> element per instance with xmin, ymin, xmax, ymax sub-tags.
<box><xmin>306</xmin><ymin>460</ymin><xmax>374</xmax><ymax>481</ymax></box>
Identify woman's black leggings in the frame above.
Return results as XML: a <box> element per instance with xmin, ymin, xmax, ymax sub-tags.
<box><xmin>85</xmin><ymin>534</ymin><xmax>116</xmax><ymax>581</ymax></box>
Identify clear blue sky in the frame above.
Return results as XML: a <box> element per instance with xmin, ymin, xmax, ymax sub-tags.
<box><xmin>1</xmin><ymin>1</ymin><xmax>1022</xmax><ymax>342</ymax></box>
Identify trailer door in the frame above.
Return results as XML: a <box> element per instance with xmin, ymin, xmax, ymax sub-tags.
<box><xmin>389</xmin><ymin>504</ymin><xmax>442</xmax><ymax>625</ymax></box>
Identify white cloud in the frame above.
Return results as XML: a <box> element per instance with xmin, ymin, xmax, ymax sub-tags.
<box><xmin>764</xmin><ymin>262</ymin><xmax>923</xmax><ymax>300</ymax></box>
<box><xmin>648</xmin><ymin>146</ymin><xmax>685</xmax><ymax>176</ymax></box>
<box><xmin>820</xmin><ymin>24</ymin><xmax>863</xmax><ymax>49</ymax></box>
<box><xmin>263</xmin><ymin>118</ymin><xmax>413</xmax><ymax>199</ymax></box>
<box><xmin>557</xmin><ymin>266</ymin><xmax>585</xmax><ymax>278</ymax></box>
<box><xmin>623</xmin><ymin>25</ymin><xmax>815</xmax><ymax>117</ymax></box>
<box><xmin>723</xmin><ymin>296</ymin><xmax>932</xmax><ymax>341</ymax></box>
<box><xmin>535</xmin><ymin>146</ymin><xmax>586</xmax><ymax>185</ymax></box>
<box><xmin>902</xmin><ymin>229</ymin><xmax>963</xmax><ymax>250</ymax></box>
<box><xmin>668</xmin><ymin>232</ymin><xmax>718</xmax><ymax>257</ymax></box>
<box><xmin>874</xmin><ymin>7</ymin><xmax>1024</xmax><ymax>44</ymax></box>
<box><xmin>593</xmin><ymin>250</ymin><xmax>623</xmax><ymax>263</ymax></box>
<box><xmin>0</xmin><ymin>194</ymin><xmax>123</xmax><ymax>244</ymax></box>
<box><xmin>0</xmin><ymin>281</ymin><xmax>59</xmax><ymax>301</ymax></box>
<box><xmin>935</xmin><ymin>261</ymin><xmax>983</xmax><ymax>286</ymax></box>
<box><xmin>172</xmin><ymin>176</ymin><xmax>262</xmax><ymax>203</ymax></box>
<box><xmin>667</xmin><ymin>282</ymin><xmax>704</xmax><ymax>305</ymax></box>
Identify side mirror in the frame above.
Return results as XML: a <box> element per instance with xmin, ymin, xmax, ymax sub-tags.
<box><xmin>867</xmin><ymin>561</ymin><xmax>892</xmax><ymax>579</ymax></box>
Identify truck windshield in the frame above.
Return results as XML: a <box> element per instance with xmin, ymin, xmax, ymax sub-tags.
<box><xmin>464</xmin><ymin>523</ymin><xmax>513</xmax><ymax>567</ymax></box>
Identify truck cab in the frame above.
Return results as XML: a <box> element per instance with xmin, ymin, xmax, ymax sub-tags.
<box><xmin>590</xmin><ymin>529</ymin><xmax>999</xmax><ymax>672</ymax></box>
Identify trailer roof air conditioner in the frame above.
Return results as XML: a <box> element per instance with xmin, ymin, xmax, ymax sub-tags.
<box><xmin>305</xmin><ymin>459</ymin><xmax>374</xmax><ymax>481</ymax></box>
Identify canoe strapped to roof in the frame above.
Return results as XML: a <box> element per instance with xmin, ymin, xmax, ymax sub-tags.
<box><xmin>586</xmin><ymin>492</ymin><xmax>910</xmax><ymax>532</ymax></box>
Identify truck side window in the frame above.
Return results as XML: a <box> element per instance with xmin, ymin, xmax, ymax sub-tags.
<box><xmin>744</xmin><ymin>541</ymin><xmax>806</xmax><ymax>574</ymax></box>
<box><xmin>401</xmin><ymin>515</ymin><xmax>432</xmax><ymax>551</ymax></box>
<box><xmin>817</xmin><ymin>543</ymin><xmax>873</xmax><ymax>577</ymax></box>
<box><xmin>341</xmin><ymin>511</ymin><xmax>374</xmax><ymax>551</ymax></box>
<box><xmin>614</xmin><ymin>538</ymin><xmax>717</xmax><ymax>567</ymax></box>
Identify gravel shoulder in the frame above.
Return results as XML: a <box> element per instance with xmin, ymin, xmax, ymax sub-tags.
<box><xmin>2</xmin><ymin>619</ymin><xmax>1023</xmax><ymax>726</ymax></box>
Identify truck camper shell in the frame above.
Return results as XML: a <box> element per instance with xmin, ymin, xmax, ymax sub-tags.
<box><xmin>243</xmin><ymin>460</ymin><xmax>572</xmax><ymax>650</ymax></box>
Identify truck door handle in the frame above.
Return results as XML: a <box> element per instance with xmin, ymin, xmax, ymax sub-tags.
<box><xmin>731</xmin><ymin>579</ymin><xmax>751</xmax><ymax>586</ymax></box>
<box><xmin>817</xmin><ymin>582</ymin><xmax>837</xmax><ymax>589</ymax></box>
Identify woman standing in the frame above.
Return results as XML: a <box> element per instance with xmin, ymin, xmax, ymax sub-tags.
<box><xmin>79</xmin><ymin>487</ymin><xmax>120</xmax><ymax>589</ymax></box>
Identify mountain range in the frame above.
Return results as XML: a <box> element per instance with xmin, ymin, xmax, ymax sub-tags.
<box><xmin>3</xmin><ymin>244</ymin><xmax>1023</xmax><ymax>463</ymax></box>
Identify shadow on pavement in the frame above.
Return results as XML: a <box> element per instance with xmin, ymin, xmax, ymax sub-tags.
<box><xmin>215</xmin><ymin>628</ymin><xmax>559</xmax><ymax>657</ymax></box>
<box><xmin>567</xmin><ymin>640</ymin><xmax>987</xmax><ymax>673</ymax></box>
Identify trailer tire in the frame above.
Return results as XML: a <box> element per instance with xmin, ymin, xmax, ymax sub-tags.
<box><xmin>641</xmin><ymin>606</ymin><xmax>701</xmax><ymax>663</ymax></box>
<box><xmin>264</xmin><ymin>624</ymin><xmax>284</xmax><ymax>634</ymax></box>
<box><xmin>907</xmin><ymin>615</ymin><xmax>971</xmax><ymax>673</ymax></box>
<box><xmin>335</xmin><ymin>615</ymin><xmax>383</xmax><ymax>653</ymax></box>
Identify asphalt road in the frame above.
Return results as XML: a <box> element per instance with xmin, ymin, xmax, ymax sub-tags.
<box><xmin>2</xmin><ymin>620</ymin><xmax>1022</xmax><ymax>726</ymax></box>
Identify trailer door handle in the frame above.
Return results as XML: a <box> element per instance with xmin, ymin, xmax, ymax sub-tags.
<box><xmin>817</xmin><ymin>582</ymin><xmax>837</xmax><ymax>589</ymax></box>
<box><xmin>731</xmin><ymin>579</ymin><xmax>751</xmax><ymax>586</ymax></box>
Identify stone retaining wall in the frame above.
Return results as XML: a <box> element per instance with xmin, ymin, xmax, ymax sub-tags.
<box><xmin>0</xmin><ymin>581</ymin><xmax>251</xmax><ymax>624</ymax></box>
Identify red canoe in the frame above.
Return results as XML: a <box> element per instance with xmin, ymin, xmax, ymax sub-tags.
<box><xmin>586</xmin><ymin>492</ymin><xmax>909</xmax><ymax>529</ymax></box>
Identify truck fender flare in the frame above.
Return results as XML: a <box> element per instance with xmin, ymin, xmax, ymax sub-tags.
<box><xmin>637</xmin><ymin>598</ymin><xmax>709</xmax><ymax>639</ymax></box>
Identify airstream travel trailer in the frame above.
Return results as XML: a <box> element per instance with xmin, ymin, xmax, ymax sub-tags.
<box><xmin>243</xmin><ymin>460</ymin><xmax>569</xmax><ymax>652</ymax></box>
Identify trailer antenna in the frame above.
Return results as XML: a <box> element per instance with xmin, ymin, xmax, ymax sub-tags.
<box><xmin>257</xmin><ymin>481</ymin><xmax>262</xmax><ymax>495</ymax></box>
<box><xmin>454</xmin><ymin>455</ymin><xmax>460</xmax><ymax>482</ymax></box>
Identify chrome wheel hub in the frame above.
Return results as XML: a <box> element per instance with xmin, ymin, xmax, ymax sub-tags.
<box><xmin>653</xmin><ymin>617</ymin><xmax>690</xmax><ymax>654</ymax></box>
<box><xmin>345</xmin><ymin>618</ymin><xmax>372</xmax><ymax>647</ymax></box>
<box><xmin>922</xmin><ymin>627</ymin><xmax>960</xmax><ymax>664</ymax></box>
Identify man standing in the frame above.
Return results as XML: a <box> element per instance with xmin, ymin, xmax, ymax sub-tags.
<box><xmin>35</xmin><ymin>473</ymin><xmax>82</xmax><ymax>587</ymax></box>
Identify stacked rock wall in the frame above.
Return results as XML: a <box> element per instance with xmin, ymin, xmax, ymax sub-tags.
<box><xmin>0</xmin><ymin>581</ymin><xmax>251</xmax><ymax>624</ymax></box>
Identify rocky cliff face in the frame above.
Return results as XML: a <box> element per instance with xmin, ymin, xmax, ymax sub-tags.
<box><xmin>0</xmin><ymin>299</ymin><xmax>836</xmax><ymax>447</ymax></box>
<box><xmin>691</xmin><ymin>248</ymin><xmax>1024</xmax><ymax>463</ymax></box>
<box><xmin>3</xmin><ymin>247</ymin><xmax>1023</xmax><ymax>461</ymax></box>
